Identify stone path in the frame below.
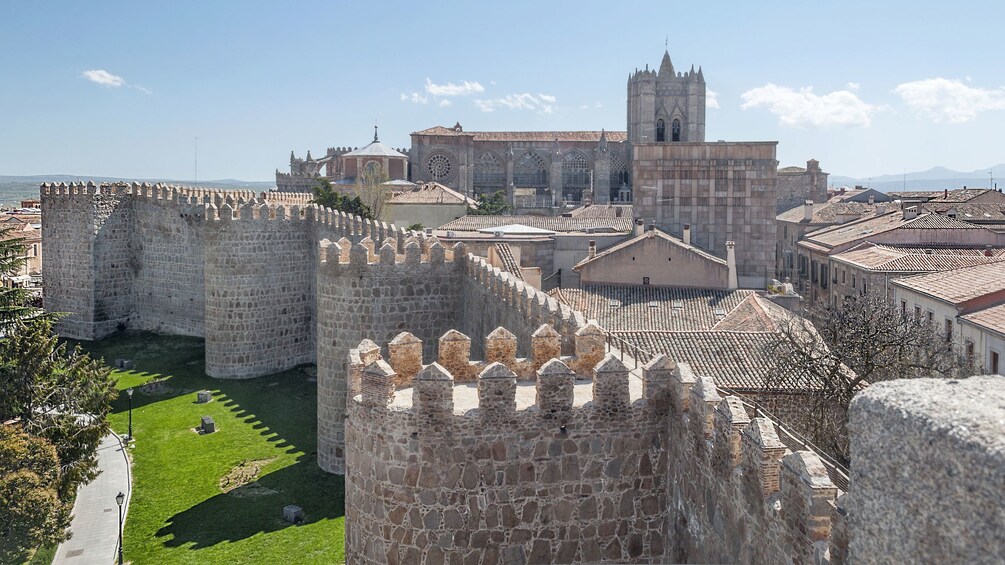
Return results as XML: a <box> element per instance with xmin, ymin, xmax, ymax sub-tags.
<box><xmin>53</xmin><ymin>433</ymin><xmax>131</xmax><ymax>565</ymax></box>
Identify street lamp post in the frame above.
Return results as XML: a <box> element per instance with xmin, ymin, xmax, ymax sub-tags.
<box><xmin>115</xmin><ymin>491</ymin><xmax>125</xmax><ymax>565</ymax></box>
<box><xmin>126</xmin><ymin>388</ymin><xmax>133</xmax><ymax>440</ymax></box>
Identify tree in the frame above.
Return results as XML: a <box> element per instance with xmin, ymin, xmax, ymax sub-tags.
<box><xmin>0</xmin><ymin>223</ymin><xmax>35</xmax><ymax>332</ymax></box>
<box><xmin>0</xmin><ymin>317</ymin><xmax>115</xmax><ymax>499</ymax></box>
<box><xmin>469</xmin><ymin>190</ymin><xmax>510</xmax><ymax>216</ymax></box>
<box><xmin>351</xmin><ymin>164</ymin><xmax>392</xmax><ymax>220</ymax></box>
<box><xmin>406</xmin><ymin>223</ymin><xmax>424</xmax><ymax>232</ymax></box>
<box><xmin>763</xmin><ymin>292</ymin><xmax>979</xmax><ymax>464</ymax></box>
<box><xmin>0</xmin><ymin>426</ymin><xmax>73</xmax><ymax>563</ymax></box>
<box><xmin>311</xmin><ymin>178</ymin><xmax>374</xmax><ymax>220</ymax></box>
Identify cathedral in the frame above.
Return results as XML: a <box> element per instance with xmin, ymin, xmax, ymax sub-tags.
<box><xmin>277</xmin><ymin>50</ymin><xmax>816</xmax><ymax>286</ymax></box>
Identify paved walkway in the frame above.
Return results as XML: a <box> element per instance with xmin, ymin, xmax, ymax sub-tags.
<box><xmin>53</xmin><ymin>433</ymin><xmax>131</xmax><ymax>565</ymax></box>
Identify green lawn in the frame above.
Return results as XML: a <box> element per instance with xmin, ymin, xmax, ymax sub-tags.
<box><xmin>78</xmin><ymin>332</ymin><xmax>344</xmax><ymax>565</ymax></box>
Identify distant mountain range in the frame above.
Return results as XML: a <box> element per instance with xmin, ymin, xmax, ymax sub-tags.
<box><xmin>0</xmin><ymin>174</ymin><xmax>276</xmax><ymax>190</ymax></box>
<box><xmin>830</xmin><ymin>165</ymin><xmax>1004</xmax><ymax>193</ymax></box>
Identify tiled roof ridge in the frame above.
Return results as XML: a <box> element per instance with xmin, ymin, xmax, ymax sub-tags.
<box><xmin>575</xmin><ymin>229</ymin><xmax>725</xmax><ymax>271</ymax></box>
<box><xmin>492</xmin><ymin>243</ymin><xmax>524</xmax><ymax>281</ymax></box>
<box><xmin>901</xmin><ymin>212</ymin><xmax>988</xmax><ymax>230</ymax></box>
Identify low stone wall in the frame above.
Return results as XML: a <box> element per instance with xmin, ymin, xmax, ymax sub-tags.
<box><xmin>847</xmin><ymin>375</ymin><xmax>1005</xmax><ymax>562</ymax></box>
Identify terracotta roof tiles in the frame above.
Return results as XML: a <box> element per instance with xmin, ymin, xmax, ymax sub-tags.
<box><xmin>891</xmin><ymin>262</ymin><xmax>1005</xmax><ymax>305</ymax></box>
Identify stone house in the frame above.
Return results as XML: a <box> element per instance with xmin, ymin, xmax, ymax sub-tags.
<box><xmin>829</xmin><ymin>241</ymin><xmax>1005</xmax><ymax>301</ymax></box>
<box><xmin>382</xmin><ymin>182</ymin><xmax>473</xmax><ymax>230</ymax></box>
<box><xmin>435</xmin><ymin>205</ymin><xmax>634</xmax><ymax>289</ymax></box>
<box><xmin>776</xmin><ymin>199</ymin><xmax>888</xmax><ymax>282</ymax></box>
<box><xmin>775</xmin><ymin>159</ymin><xmax>829</xmax><ymax>213</ymax></box>
<box><xmin>891</xmin><ymin>261</ymin><xmax>1005</xmax><ymax>372</ymax></box>
<box><xmin>572</xmin><ymin>227</ymin><xmax>736</xmax><ymax>290</ymax></box>
<box><xmin>1</xmin><ymin>216</ymin><xmax>41</xmax><ymax>286</ymax></box>
<box><xmin>959</xmin><ymin>304</ymin><xmax>1005</xmax><ymax>374</ymax></box>
<box><xmin>796</xmin><ymin>209</ymin><xmax>1005</xmax><ymax>303</ymax></box>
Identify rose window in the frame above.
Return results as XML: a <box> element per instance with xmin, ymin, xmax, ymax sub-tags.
<box><xmin>427</xmin><ymin>154</ymin><xmax>452</xmax><ymax>180</ymax></box>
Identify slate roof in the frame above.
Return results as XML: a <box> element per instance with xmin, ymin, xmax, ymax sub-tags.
<box><xmin>900</xmin><ymin>213</ymin><xmax>987</xmax><ymax>230</ymax></box>
<box><xmin>776</xmin><ymin>201</ymin><xmax>880</xmax><ymax>225</ymax></box>
<box><xmin>552</xmin><ymin>285</ymin><xmax>754</xmax><ymax>332</ymax></box>
<box><xmin>921</xmin><ymin>202</ymin><xmax>1005</xmax><ymax>223</ymax></box>
<box><xmin>960</xmin><ymin>303</ymin><xmax>1005</xmax><ymax>337</ymax></box>
<box><xmin>552</xmin><ymin>284</ymin><xmax>825</xmax><ymax>391</ymax></box>
<box><xmin>891</xmin><ymin>262</ymin><xmax>1005</xmax><ymax>305</ymax></box>
<box><xmin>888</xmin><ymin>188</ymin><xmax>1002</xmax><ymax>203</ymax></box>
<box><xmin>342</xmin><ymin>140</ymin><xmax>408</xmax><ymax>158</ymax></box>
<box><xmin>799</xmin><ymin>211</ymin><xmax>909</xmax><ymax>251</ymax></box>
<box><xmin>412</xmin><ymin>125</ymin><xmax>628</xmax><ymax>143</ymax></box>
<box><xmin>438</xmin><ymin>205</ymin><xmax>634</xmax><ymax>233</ymax></box>
<box><xmin>832</xmin><ymin>242</ymin><xmax>1005</xmax><ymax>273</ymax></box>
<box><xmin>387</xmin><ymin>182</ymin><xmax>474</xmax><ymax>205</ymax></box>
<box><xmin>616</xmin><ymin>330</ymin><xmax>821</xmax><ymax>391</ymax></box>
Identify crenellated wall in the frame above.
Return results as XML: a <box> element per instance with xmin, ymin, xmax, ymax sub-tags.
<box><xmin>343</xmin><ymin>324</ymin><xmax>852</xmax><ymax>564</ymax></box>
<box><xmin>344</xmin><ymin>326</ymin><xmax>662</xmax><ymax>564</ymax></box>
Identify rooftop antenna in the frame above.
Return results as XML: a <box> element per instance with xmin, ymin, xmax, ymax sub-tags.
<box><xmin>903</xmin><ymin>169</ymin><xmax>906</xmax><ymax>191</ymax></box>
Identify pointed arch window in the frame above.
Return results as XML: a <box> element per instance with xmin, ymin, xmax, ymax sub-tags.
<box><xmin>656</xmin><ymin>119</ymin><xmax>666</xmax><ymax>142</ymax></box>
<box><xmin>610</xmin><ymin>153</ymin><xmax>630</xmax><ymax>198</ymax></box>
<box><xmin>672</xmin><ymin>119</ymin><xmax>681</xmax><ymax>142</ymax></box>
<box><xmin>473</xmin><ymin>152</ymin><xmax>505</xmax><ymax>194</ymax></box>
<box><xmin>514</xmin><ymin>152</ymin><xmax>548</xmax><ymax>188</ymax></box>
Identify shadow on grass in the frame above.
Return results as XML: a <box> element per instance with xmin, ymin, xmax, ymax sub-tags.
<box><xmin>154</xmin><ymin>459</ymin><xmax>345</xmax><ymax>549</ymax></box>
<box><xmin>77</xmin><ymin>331</ymin><xmax>345</xmax><ymax>549</ymax></box>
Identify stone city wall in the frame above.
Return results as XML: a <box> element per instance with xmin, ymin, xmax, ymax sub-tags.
<box><xmin>344</xmin><ymin>325</ymin><xmax>854</xmax><ymax>564</ymax></box>
<box><xmin>316</xmin><ymin>239</ymin><xmax>466</xmax><ymax>474</ymax></box>
<box><xmin>41</xmin><ymin>183</ymin><xmax>102</xmax><ymax>339</ymax></box>
<box><xmin>344</xmin><ymin>327</ymin><xmax>665</xmax><ymax>565</ymax></box>
<box><xmin>203</xmin><ymin>202</ymin><xmax>315</xmax><ymax>378</ymax></box>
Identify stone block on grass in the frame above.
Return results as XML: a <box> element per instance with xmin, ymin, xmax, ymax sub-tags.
<box><xmin>197</xmin><ymin>391</ymin><xmax>212</xmax><ymax>404</ymax></box>
<box><xmin>283</xmin><ymin>505</ymin><xmax>305</xmax><ymax>523</ymax></box>
<box><xmin>200</xmin><ymin>416</ymin><xmax>215</xmax><ymax>434</ymax></box>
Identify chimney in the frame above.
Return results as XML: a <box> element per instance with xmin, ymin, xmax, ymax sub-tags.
<box><xmin>876</xmin><ymin>203</ymin><xmax>887</xmax><ymax>215</ymax></box>
<box><xmin>803</xmin><ymin>200</ymin><xmax>814</xmax><ymax>222</ymax></box>
<box><xmin>840</xmin><ymin>186</ymin><xmax>847</xmax><ymax>194</ymax></box>
<box><xmin>903</xmin><ymin>206</ymin><xmax>918</xmax><ymax>220</ymax></box>
<box><xmin>726</xmin><ymin>241</ymin><xmax>738</xmax><ymax>290</ymax></box>
<box><xmin>635</xmin><ymin>218</ymin><xmax>645</xmax><ymax>237</ymax></box>
<box><xmin>945</xmin><ymin>188</ymin><xmax>949</xmax><ymax>198</ymax></box>
<box><xmin>647</xmin><ymin>222</ymin><xmax>656</xmax><ymax>237</ymax></box>
<box><xmin>683</xmin><ymin>224</ymin><xmax>691</xmax><ymax>246</ymax></box>
<box><xmin>588</xmin><ymin>240</ymin><xmax>597</xmax><ymax>259</ymax></box>
<box><xmin>985</xmin><ymin>245</ymin><xmax>993</xmax><ymax>257</ymax></box>
<box><xmin>868</xmin><ymin>195</ymin><xmax>875</xmax><ymax>205</ymax></box>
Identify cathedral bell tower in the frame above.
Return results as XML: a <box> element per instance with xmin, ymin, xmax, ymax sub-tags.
<box><xmin>627</xmin><ymin>50</ymin><xmax>706</xmax><ymax>144</ymax></box>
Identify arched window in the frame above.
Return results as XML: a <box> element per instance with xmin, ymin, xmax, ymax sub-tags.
<box><xmin>672</xmin><ymin>119</ymin><xmax>681</xmax><ymax>142</ymax></box>
<box><xmin>656</xmin><ymin>119</ymin><xmax>666</xmax><ymax>142</ymax></box>
<box><xmin>562</xmin><ymin>151</ymin><xmax>590</xmax><ymax>190</ymax></box>
<box><xmin>610</xmin><ymin>153</ymin><xmax>630</xmax><ymax>197</ymax></box>
<box><xmin>473</xmin><ymin>152</ymin><xmax>505</xmax><ymax>195</ymax></box>
<box><xmin>514</xmin><ymin>152</ymin><xmax>548</xmax><ymax>188</ymax></box>
<box><xmin>363</xmin><ymin>160</ymin><xmax>382</xmax><ymax>179</ymax></box>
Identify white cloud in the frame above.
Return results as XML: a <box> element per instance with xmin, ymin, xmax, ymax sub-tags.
<box><xmin>400</xmin><ymin>91</ymin><xmax>428</xmax><ymax>104</ymax></box>
<box><xmin>81</xmin><ymin>69</ymin><xmax>151</xmax><ymax>94</ymax></box>
<box><xmin>438</xmin><ymin>99</ymin><xmax>452</xmax><ymax>107</ymax></box>
<box><xmin>894</xmin><ymin>77</ymin><xmax>1005</xmax><ymax>123</ymax></box>
<box><xmin>82</xmin><ymin>69</ymin><xmax>125</xmax><ymax>87</ymax></box>
<box><xmin>424</xmin><ymin>79</ymin><xmax>484</xmax><ymax>97</ymax></box>
<box><xmin>474</xmin><ymin>93</ymin><xmax>556</xmax><ymax>114</ymax></box>
<box><xmin>706</xmin><ymin>89</ymin><xmax>720</xmax><ymax>109</ymax></box>
<box><xmin>846</xmin><ymin>82</ymin><xmax>860</xmax><ymax>92</ymax></box>
<box><xmin>595</xmin><ymin>102</ymin><xmax>603</xmax><ymax>108</ymax></box>
<box><xmin>740</xmin><ymin>83</ymin><xmax>876</xmax><ymax>127</ymax></box>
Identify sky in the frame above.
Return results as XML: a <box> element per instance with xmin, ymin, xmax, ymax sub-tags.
<box><xmin>2</xmin><ymin>0</ymin><xmax>1005</xmax><ymax>182</ymax></box>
